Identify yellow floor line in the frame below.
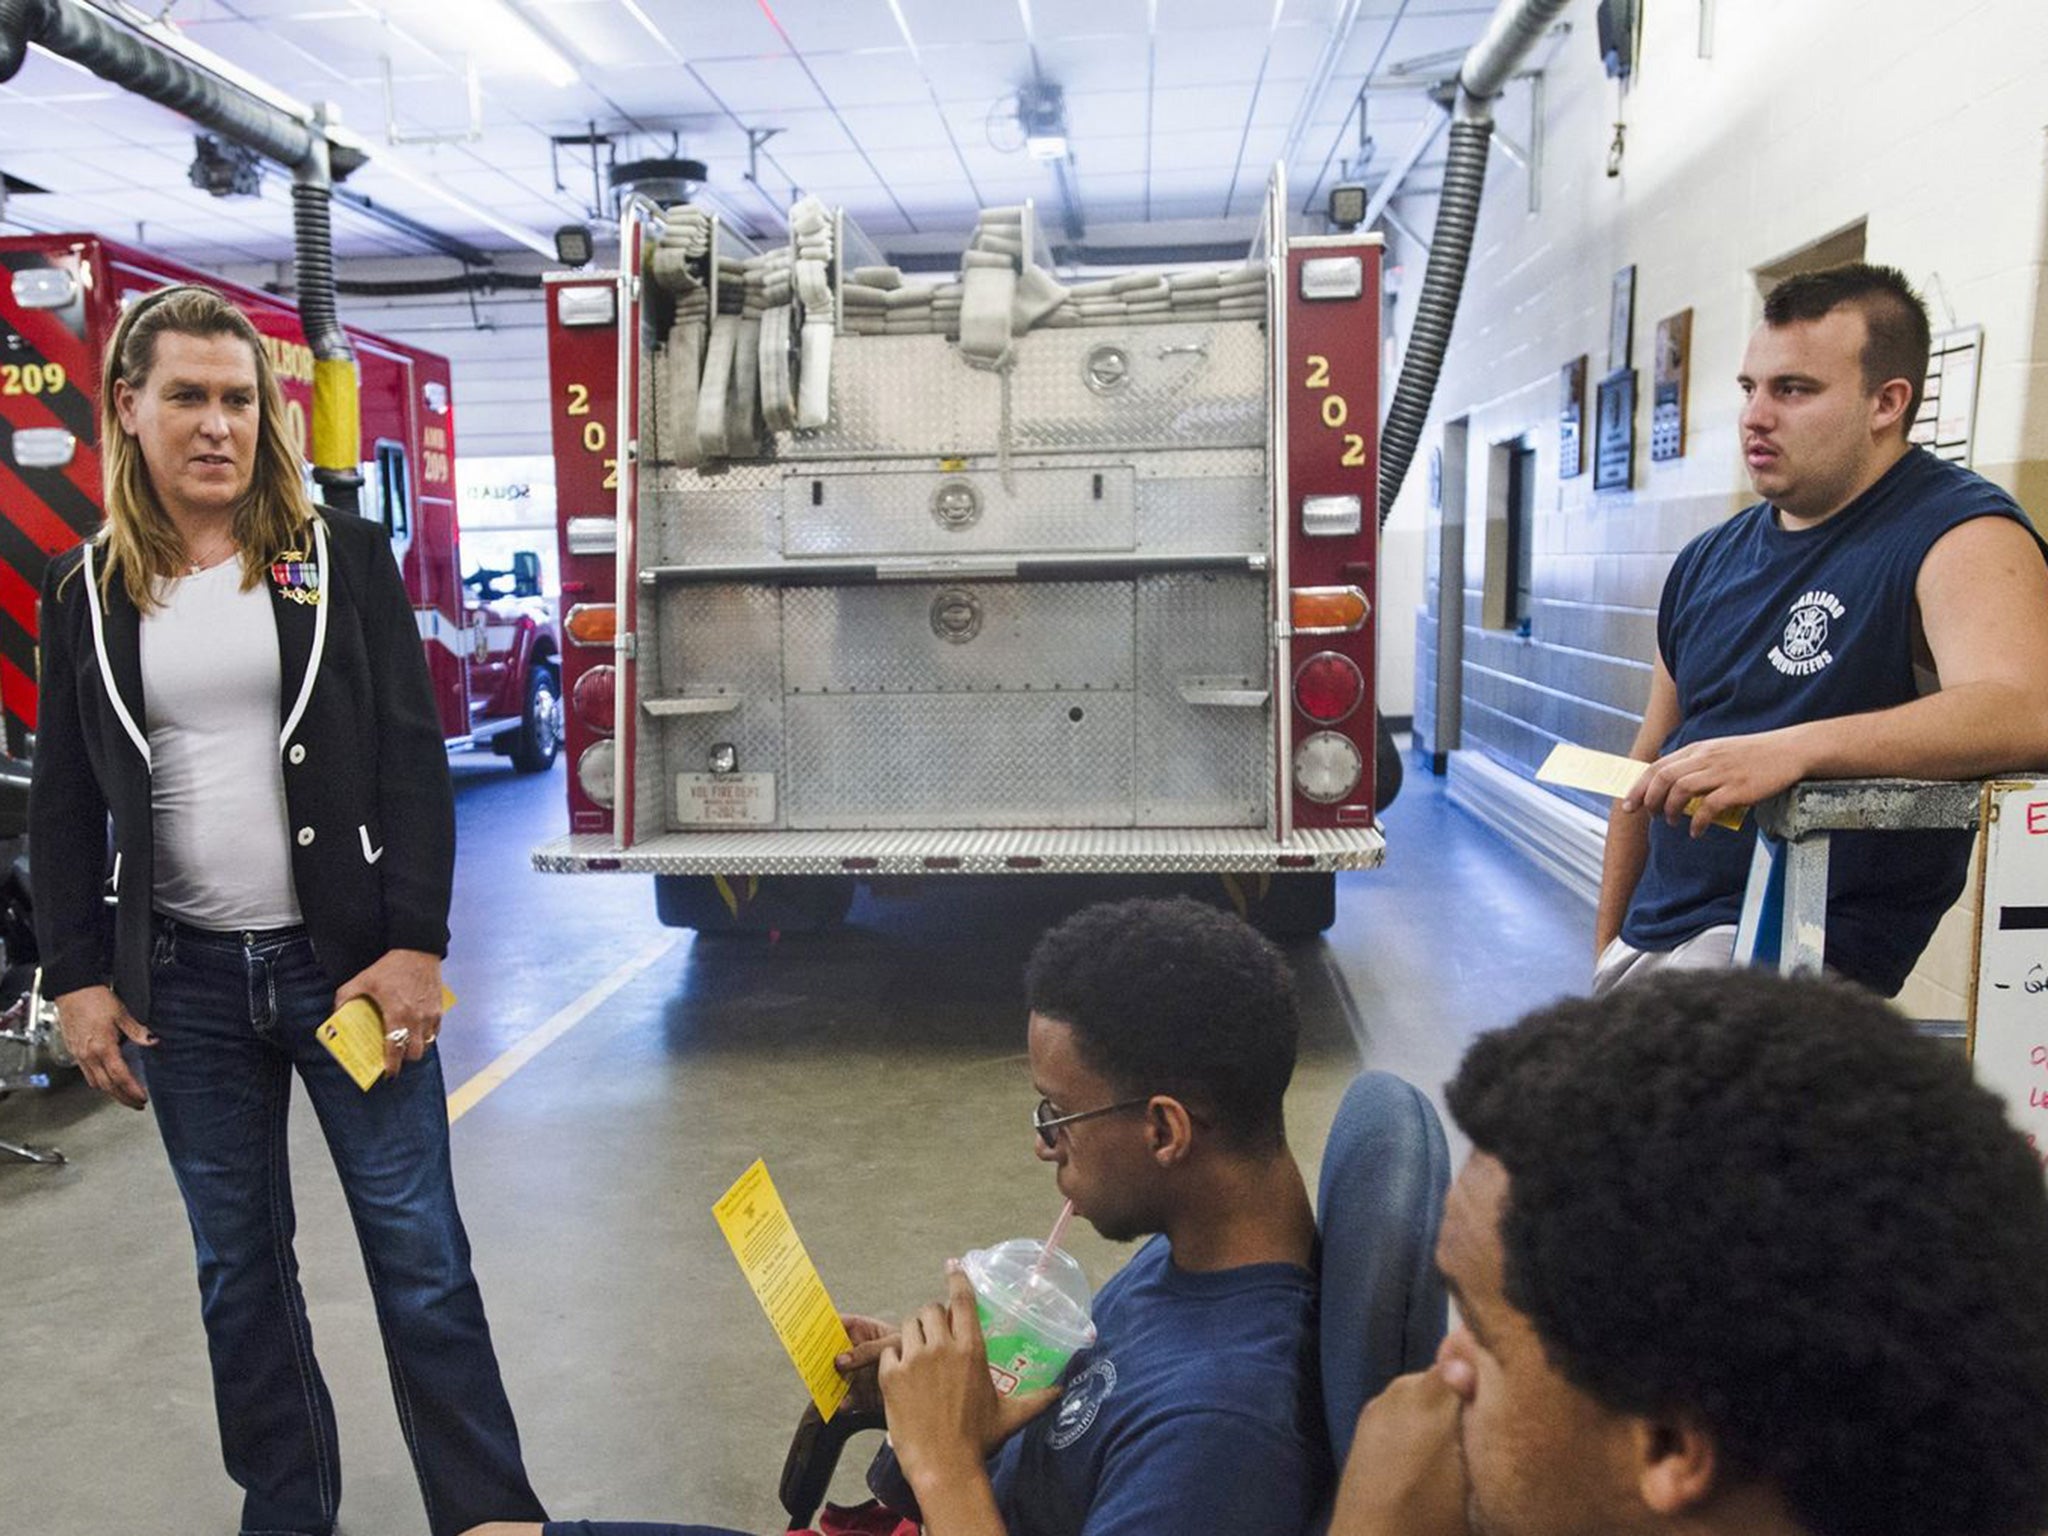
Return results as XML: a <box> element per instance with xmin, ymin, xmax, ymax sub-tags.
<box><xmin>446</xmin><ymin>934</ymin><xmax>681</xmax><ymax>1125</ymax></box>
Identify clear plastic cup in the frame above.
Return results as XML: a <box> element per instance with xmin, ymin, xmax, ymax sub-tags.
<box><xmin>961</xmin><ymin>1239</ymin><xmax>1097</xmax><ymax>1396</ymax></box>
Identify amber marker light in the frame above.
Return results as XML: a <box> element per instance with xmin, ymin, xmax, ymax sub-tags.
<box><xmin>564</xmin><ymin>603</ymin><xmax>618</xmax><ymax>648</ymax></box>
<box><xmin>1291</xmin><ymin>585</ymin><xmax>1370</xmax><ymax>635</ymax></box>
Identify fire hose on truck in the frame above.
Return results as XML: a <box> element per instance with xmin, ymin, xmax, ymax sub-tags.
<box><xmin>536</xmin><ymin>168</ymin><xmax>1387</xmax><ymax>938</ymax></box>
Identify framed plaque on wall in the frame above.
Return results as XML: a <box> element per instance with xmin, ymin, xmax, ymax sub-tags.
<box><xmin>1594</xmin><ymin>367</ymin><xmax>1636</xmax><ymax>492</ymax></box>
<box><xmin>1608</xmin><ymin>265</ymin><xmax>1636</xmax><ymax>372</ymax></box>
<box><xmin>1651</xmin><ymin>308</ymin><xmax>1692</xmax><ymax>462</ymax></box>
<box><xmin>1560</xmin><ymin>355</ymin><xmax>1587</xmax><ymax>479</ymax></box>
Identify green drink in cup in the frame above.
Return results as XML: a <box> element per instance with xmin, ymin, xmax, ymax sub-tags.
<box><xmin>961</xmin><ymin>1237</ymin><xmax>1096</xmax><ymax>1396</ymax></box>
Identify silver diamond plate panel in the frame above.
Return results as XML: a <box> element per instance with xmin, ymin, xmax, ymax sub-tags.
<box><xmin>533</xmin><ymin>825</ymin><xmax>1385</xmax><ymax>875</ymax></box>
<box><xmin>650</xmin><ymin>483</ymin><xmax>784</xmax><ymax>564</ymax></box>
<box><xmin>774</xmin><ymin>336</ymin><xmax>1001</xmax><ymax>459</ymax></box>
<box><xmin>632</xmin><ymin>684</ymin><xmax>666</xmax><ymax>843</ymax></box>
<box><xmin>782</xmin><ymin>465</ymin><xmax>1135</xmax><ymax>557</ymax></box>
<box><xmin>647</xmin><ymin>462</ymin><xmax>784</xmax><ymax>564</ymax></box>
<box><xmin>1135</xmin><ymin>572</ymin><xmax>1273</xmax><ymax>827</ymax></box>
<box><xmin>1133</xmin><ymin>471</ymin><xmax>1268</xmax><ymax>554</ymax></box>
<box><xmin>647</xmin><ymin>462</ymin><xmax>784</xmax><ymax>498</ymax></box>
<box><xmin>784</xmin><ymin>694</ymin><xmax>1136</xmax><ymax>829</ymax></box>
<box><xmin>783</xmin><ymin>582</ymin><xmax>1133</xmax><ymax>694</ymax></box>
<box><xmin>1009</xmin><ymin>322</ymin><xmax>1267</xmax><ymax>452</ymax></box>
<box><xmin>1136</xmin><ymin>448</ymin><xmax>1266</xmax><ymax>481</ymax></box>
<box><xmin>649</xmin><ymin>585</ymin><xmax>788</xmax><ymax>831</ymax></box>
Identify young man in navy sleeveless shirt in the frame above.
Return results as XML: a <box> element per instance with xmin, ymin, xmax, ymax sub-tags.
<box><xmin>1594</xmin><ymin>264</ymin><xmax>2048</xmax><ymax>996</ymax></box>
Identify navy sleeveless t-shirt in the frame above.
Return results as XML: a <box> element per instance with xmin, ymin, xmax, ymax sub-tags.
<box><xmin>1622</xmin><ymin>448</ymin><xmax>2041</xmax><ymax>996</ymax></box>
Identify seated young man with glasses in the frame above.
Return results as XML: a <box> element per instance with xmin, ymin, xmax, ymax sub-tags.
<box><xmin>470</xmin><ymin>895</ymin><xmax>1374</xmax><ymax>1536</ymax></box>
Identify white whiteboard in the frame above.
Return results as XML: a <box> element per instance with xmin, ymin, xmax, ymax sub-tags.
<box><xmin>1969</xmin><ymin>781</ymin><xmax>2048</xmax><ymax>1174</ymax></box>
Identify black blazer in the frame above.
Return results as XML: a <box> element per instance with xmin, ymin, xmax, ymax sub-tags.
<box><xmin>30</xmin><ymin>510</ymin><xmax>455</xmax><ymax>1022</ymax></box>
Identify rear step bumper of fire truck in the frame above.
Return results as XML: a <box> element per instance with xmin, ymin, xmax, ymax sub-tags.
<box><xmin>532</xmin><ymin>826</ymin><xmax>1383</xmax><ymax>876</ymax></box>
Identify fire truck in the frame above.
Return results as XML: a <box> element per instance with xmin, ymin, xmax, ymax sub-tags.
<box><xmin>0</xmin><ymin>232</ymin><xmax>562</xmax><ymax>771</ymax></box>
<box><xmin>536</xmin><ymin>170</ymin><xmax>1386</xmax><ymax>936</ymax></box>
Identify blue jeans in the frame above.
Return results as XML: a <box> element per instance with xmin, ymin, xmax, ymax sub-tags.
<box><xmin>140</xmin><ymin>918</ymin><xmax>546</xmax><ymax>1536</ymax></box>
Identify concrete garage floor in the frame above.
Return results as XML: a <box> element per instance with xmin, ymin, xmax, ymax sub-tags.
<box><xmin>0</xmin><ymin>753</ymin><xmax>1593</xmax><ymax>1534</ymax></box>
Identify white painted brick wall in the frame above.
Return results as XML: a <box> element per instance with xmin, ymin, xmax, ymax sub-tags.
<box><xmin>1393</xmin><ymin>0</ymin><xmax>2048</xmax><ymax>1010</ymax></box>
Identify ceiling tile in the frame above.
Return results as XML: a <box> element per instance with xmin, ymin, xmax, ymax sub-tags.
<box><xmin>1037</xmin><ymin>37</ymin><xmax>1151</xmax><ymax>95</ymax></box>
<box><xmin>1068</xmin><ymin>134</ymin><xmax>1148</xmax><ymax>177</ymax></box>
<box><xmin>1159</xmin><ymin>0</ymin><xmax>1280</xmax><ymax>29</ymax></box>
<box><xmin>1153</xmin><ymin>26</ymin><xmax>1283</xmax><ymax>89</ymax></box>
<box><xmin>797</xmin><ymin>48</ymin><xmax>934</xmax><ymax>109</ymax></box>
<box><xmin>1028</xmin><ymin>0</ymin><xmax>1151</xmax><ymax>38</ymax></box>
<box><xmin>891</xmin><ymin>0</ymin><xmax>1027</xmax><ymax>46</ymax></box>
<box><xmin>922</xmin><ymin>41</ymin><xmax>1037</xmax><ymax>104</ymax></box>
<box><xmin>749</xmin><ymin>0</ymin><xmax>912</xmax><ymax>55</ymax></box>
<box><xmin>687</xmin><ymin>54</ymin><xmax>828</xmax><ymax>114</ymax></box>
<box><xmin>638</xmin><ymin>0</ymin><xmax>788</xmax><ymax>58</ymax></box>
<box><xmin>0</xmin><ymin>0</ymin><xmax>1494</xmax><ymax>263</ymax></box>
<box><xmin>834</xmin><ymin>102</ymin><xmax>962</xmax><ymax>153</ymax></box>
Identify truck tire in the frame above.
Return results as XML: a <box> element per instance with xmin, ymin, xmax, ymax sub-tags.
<box><xmin>1374</xmin><ymin>709</ymin><xmax>1404</xmax><ymax>811</ymax></box>
<box><xmin>654</xmin><ymin>874</ymin><xmax>855</xmax><ymax>935</ymax></box>
<box><xmin>510</xmin><ymin>660</ymin><xmax>561</xmax><ymax>773</ymax></box>
<box><xmin>1233</xmin><ymin>871</ymin><xmax>1338</xmax><ymax>940</ymax></box>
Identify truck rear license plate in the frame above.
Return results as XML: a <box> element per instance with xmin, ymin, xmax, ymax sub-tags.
<box><xmin>675</xmin><ymin>773</ymin><xmax>777</xmax><ymax>826</ymax></box>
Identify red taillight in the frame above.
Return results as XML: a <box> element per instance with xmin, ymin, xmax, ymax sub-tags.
<box><xmin>1293</xmin><ymin>651</ymin><xmax>1364</xmax><ymax>724</ymax></box>
<box><xmin>573</xmin><ymin>664</ymin><xmax>616</xmax><ymax>736</ymax></box>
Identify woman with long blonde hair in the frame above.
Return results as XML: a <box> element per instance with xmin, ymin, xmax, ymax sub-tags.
<box><xmin>30</xmin><ymin>282</ymin><xmax>547</xmax><ymax>1536</ymax></box>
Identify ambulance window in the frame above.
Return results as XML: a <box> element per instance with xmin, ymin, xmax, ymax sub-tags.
<box><xmin>376</xmin><ymin>442</ymin><xmax>410</xmax><ymax>538</ymax></box>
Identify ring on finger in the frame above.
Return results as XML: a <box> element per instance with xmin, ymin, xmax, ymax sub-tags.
<box><xmin>386</xmin><ymin>1027</ymin><xmax>411</xmax><ymax>1046</ymax></box>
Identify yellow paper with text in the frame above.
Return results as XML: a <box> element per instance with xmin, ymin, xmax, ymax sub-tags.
<box><xmin>1536</xmin><ymin>743</ymin><xmax>1746</xmax><ymax>831</ymax></box>
<box><xmin>713</xmin><ymin>1160</ymin><xmax>853</xmax><ymax>1419</ymax></box>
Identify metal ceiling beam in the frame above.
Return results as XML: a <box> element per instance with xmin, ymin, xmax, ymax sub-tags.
<box><xmin>5</xmin><ymin>0</ymin><xmax>564</xmax><ymax>258</ymax></box>
<box><xmin>1220</xmin><ymin>0</ymin><xmax>1290</xmax><ymax>218</ymax></box>
<box><xmin>331</xmin><ymin>184</ymin><xmax>493</xmax><ymax>266</ymax></box>
<box><xmin>1277</xmin><ymin>0</ymin><xmax>1367</xmax><ymax>176</ymax></box>
<box><xmin>1361</xmin><ymin>104</ymin><xmax>1448</xmax><ymax>233</ymax></box>
<box><xmin>883</xmin><ymin>0</ymin><xmax>986</xmax><ymax>209</ymax></box>
<box><xmin>1299</xmin><ymin>0</ymin><xmax>1414</xmax><ymax>216</ymax></box>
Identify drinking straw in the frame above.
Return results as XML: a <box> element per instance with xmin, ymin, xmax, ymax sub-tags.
<box><xmin>1032</xmin><ymin>1199</ymin><xmax>1076</xmax><ymax>1278</ymax></box>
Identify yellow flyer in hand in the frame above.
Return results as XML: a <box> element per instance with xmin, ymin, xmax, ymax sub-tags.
<box><xmin>316</xmin><ymin>986</ymin><xmax>459</xmax><ymax>1092</ymax></box>
<box><xmin>1536</xmin><ymin>743</ymin><xmax>1746</xmax><ymax>831</ymax></box>
<box><xmin>714</xmin><ymin>1159</ymin><xmax>853</xmax><ymax>1419</ymax></box>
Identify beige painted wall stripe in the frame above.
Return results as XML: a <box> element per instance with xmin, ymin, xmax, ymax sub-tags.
<box><xmin>446</xmin><ymin>934</ymin><xmax>681</xmax><ymax>1125</ymax></box>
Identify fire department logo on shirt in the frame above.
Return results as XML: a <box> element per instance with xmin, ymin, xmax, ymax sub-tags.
<box><xmin>1048</xmin><ymin>1359</ymin><xmax>1116</xmax><ymax>1450</ymax></box>
<box><xmin>1769</xmin><ymin>589</ymin><xmax>1844</xmax><ymax>677</ymax></box>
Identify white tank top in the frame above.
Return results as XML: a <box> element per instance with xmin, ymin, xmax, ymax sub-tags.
<box><xmin>141</xmin><ymin>562</ymin><xmax>303</xmax><ymax>929</ymax></box>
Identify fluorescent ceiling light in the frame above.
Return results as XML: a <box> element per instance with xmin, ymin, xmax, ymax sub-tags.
<box><xmin>362</xmin><ymin>154</ymin><xmax>558</xmax><ymax>258</ymax></box>
<box><xmin>615</xmin><ymin>0</ymin><xmax>684</xmax><ymax>61</ymax></box>
<box><xmin>445</xmin><ymin>0</ymin><xmax>581</xmax><ymax>88</ymax></box>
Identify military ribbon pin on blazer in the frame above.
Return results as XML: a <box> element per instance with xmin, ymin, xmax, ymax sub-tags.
<box><xmin>271</xmin><ymin>549</ymin><xmax>322</xmax><ymax>605</ymax></box>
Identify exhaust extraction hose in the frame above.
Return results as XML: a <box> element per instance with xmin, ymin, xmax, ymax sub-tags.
<box><xmin>293</xmin><ymin>136</ymin><xmax>361</xmax><ymax>510</ymax></box>
<box><xmin>0</xmin><ymin>0</ymin><xmax>366</xmax><ymax>513</ymax></box>
<box><xmin>0</xmin><ymin>0</ymin><xmax>362</xmax><ymax>174</ymax></box>
<box><xmin>1376</xmin><ymin>115</ymin><xmax>1492</xmax><ymax>527</ymax></box>
<box><xmin>1376</xmin><ymin>0</ymin><xmax>1573</xmax><ymax>525</ymax></box>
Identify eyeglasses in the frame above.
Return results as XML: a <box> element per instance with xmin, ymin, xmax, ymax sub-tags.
<box><xmin>1033</xmin><ymin>1095</ymin><xmax>1151</xmax><ymax>1150</ymax></box>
